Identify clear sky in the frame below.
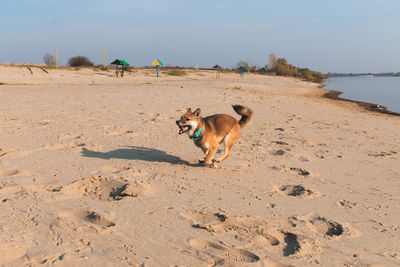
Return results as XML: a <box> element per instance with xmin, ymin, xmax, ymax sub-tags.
<box><xmin>1</xmin><ymin>0</ymin><xmax>399</xmax><ymax>73</ymax></box>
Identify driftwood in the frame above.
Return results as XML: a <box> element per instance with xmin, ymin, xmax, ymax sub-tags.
<box><xmin>39</xmin><ymin>67</ymin><xmax>49</xmax><ymax>74</ymax></box>
<box><xmin>26</xmin><ymin>67</ymin><xmax>33</xmax><ymax>74</ymax></box>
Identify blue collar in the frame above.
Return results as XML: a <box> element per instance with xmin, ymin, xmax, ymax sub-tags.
<box><xmin>190</xmin><ymin>127</ymin><xmax>202</xmax><ymax>140</ymax></box>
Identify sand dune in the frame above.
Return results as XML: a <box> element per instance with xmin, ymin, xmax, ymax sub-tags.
<box><xmin>0</xmin><ymin>65</ymin><xmax>399</xmax><ymax>266</ymax></box>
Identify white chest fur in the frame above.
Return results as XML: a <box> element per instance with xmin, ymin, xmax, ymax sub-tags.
<box><xmin>187</xmin><ymin>121</ymin><xmax>199</xmax><ymax>136</ymax></box>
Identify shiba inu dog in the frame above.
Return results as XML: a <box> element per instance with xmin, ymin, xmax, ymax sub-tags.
<box><xmin>176</xmin><ymin>105</ymin><xmax>253</xmax><ymax>167</ymax></box>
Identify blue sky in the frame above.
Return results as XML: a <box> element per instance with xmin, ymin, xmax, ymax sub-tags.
<box><xmin>1</xmin><ymin>0</ymin><xmax>399</xmax><ymax>73</ymax></box>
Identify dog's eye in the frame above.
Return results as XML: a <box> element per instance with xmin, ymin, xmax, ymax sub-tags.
<box><xmin>185</xmin><ymin>117</ymin><xmax>190</xmax><ymax>121</ymax></box>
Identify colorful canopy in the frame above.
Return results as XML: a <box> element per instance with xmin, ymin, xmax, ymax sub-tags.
<box><xmin>111</xmin><ymin>59</ymin><xmax>129</xmax><ymax>66</ymax></box>
<box><xmin>152</xmin><ymin>58</ymin><xmax>164</xmax><ymax>66</ymax></box>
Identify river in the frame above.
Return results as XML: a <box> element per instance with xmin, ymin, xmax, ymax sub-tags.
<box><xmin>323</xmin><ymin>77</ymin><xmax>400</xmax><ymax>114</ymax></box>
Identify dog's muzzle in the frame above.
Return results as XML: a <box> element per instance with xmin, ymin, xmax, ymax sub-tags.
<box><xmin>176</xmin><ymin>120</ymin><xmax>191</xmax><ymax>134</ymax></box>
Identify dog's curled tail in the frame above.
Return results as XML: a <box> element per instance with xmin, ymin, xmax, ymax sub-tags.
<box><xmin>232</xmin><ymin>105</ymin><xmax>253</xmax><ymax>128</ymax></box>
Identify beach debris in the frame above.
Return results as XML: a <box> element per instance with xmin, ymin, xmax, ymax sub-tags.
<box><xmin>39</xmin><ymin>67</ymin><xmax>49</xmax><ymax>73</ymax></box>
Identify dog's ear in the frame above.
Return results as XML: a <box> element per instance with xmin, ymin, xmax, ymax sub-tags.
<box><xmin>186</xmin><ymin>108</ymin><xmax>192</xmax><ymax>113</ymax></box>
<box><xmin>193</xmin><ymin>108</ymin><xmax>201</xmax><ymax>117</ymax></box>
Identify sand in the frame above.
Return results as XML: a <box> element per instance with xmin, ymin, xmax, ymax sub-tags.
<box><xmin>0</xmin><ymin>65</ymin><xmax>399</xmax><ymax>266</ymax></box>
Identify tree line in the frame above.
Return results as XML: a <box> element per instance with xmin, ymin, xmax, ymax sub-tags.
<box><xmin>43</xmin><ymin>53</ymin><xmax>94</xmax><ymax>67</ymax></box>
<box><xmin>236</xmin><ymin>53</ymin><xmax>326</xmax><ymax>83</ymax></box>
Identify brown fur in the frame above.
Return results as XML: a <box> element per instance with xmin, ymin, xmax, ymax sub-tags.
<box><xmin>176</xmin><ymin>105</ymin><xmax>253</xmax><ymax>167</ymax></box>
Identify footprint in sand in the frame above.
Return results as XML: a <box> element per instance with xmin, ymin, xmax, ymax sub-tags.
<box><xmin>295</xmin><ymin>155</ymin><xmax>310</xmax><ymax>162</ymax></box>
<box><xmin>337</xmin><ymin>200</ymin><xmax>357</xmax><ymax>209</ymax></box>
<box><xmin>71</xmin><ymin>210</ymin><xmax>115</xmax><ymax>227</ymax></box>
<box><xmin>181</xmin><ymin>211</ymin><xmax>227</xmax><ymax>230</ymax></box>
<box><xmin>137</xmin><ymin>112</ymin><xmax>168</xmax><ymax>123</ymax></box>
<box><xmin>0</xmin><ymin>149</ymin><xmax>33</xmax><ymax>159</ymax></box>
<box><xmin>43</xmin><ymin>143</ymin><xmax>77</xmax><ymax>151</ymax></box>
<box><xmin>272</xmin><ymin>140</ymin><xmax>289</xmax><ymax>146</ymax></box>
<box><xmin>181</xmin><ymin>211</ymin><xmax>321</xmax><ymax>260</ymax></box>
<box><xmin>26</xmin><ymin>253</ymin><xmax>67</xmax><ymax>265</ymax></box>
<box><xmin>274</xmin><ymin>184</ymin><xmax>319</xmax><ymax>198</ymax></box>
<box><xmin>33</xmin><ymin>119</ymin><xmax>54</xmax><ymax>127</ymax></box>
<box><xmin>91</xmin><ymin>165</ymin><xmax>148</xmax><ymax>177</ymax></box>
<box><xmin>63</xmin><ymin>175</ymin><xmax>148</xmax><ymax>201</ymax></box>
<box><xmin>269</xmin><ymin>146</ymin><xmax>310</xmax><ymax>162</ymax></box>
<box><xmin>105</xmin><ymin>129</ymin><xmax>135</xmax><ymax>137</ymax></box>
<box><xmin>0</xmin><ymin>184</ymin><xmax>62</xmax><ymax>201</ymax></box>
<box><xmin>59</xmin><ymin>133</ymin><xmax>82</xmax><ymax>140</ymax></box>
<box><xmin>151</xmin><ymin>113</ymin><xmax>168</xmax><ymax>122</ymax></box>
<box><xmin>307</xmin><ymin>217</ymin><xmax>344</xmax><ymax>237</ymax></box>
<box><xmin>0</xmin><ymin>168</ymin><xmax>19</xmax><ymax>176</ymax></box>
<box><xmin>272</xmin><ymin>150</ymin><xmax>286</xmax><ymax>156</ymax></box>
<box><xmin>367</xmin><ymin>151</ymin><xmax>397</xmax><ymax>158</ymax></box>
<box><xmin>189</xmin><ymin>238</ymin><xmax>260</xmax><ymax>264</ymax></box>
<box><xmin>292</xmin><ymin>215</ymin><xmax>359</xmax><ymax>239</ymax></box>
<box><xmin>281</xmin><ymin>232</ymin><xmax>300</xmax><ymax>256</ymax></box>
<box><xmin>272</xmin><ymin>165</ymin><xmax>311</xmax><ymax>177</ymax></box>
<box><xmin>289</xmin><ymin>167</ymin><xmax>310</xmax><ymax>176</ymax></box>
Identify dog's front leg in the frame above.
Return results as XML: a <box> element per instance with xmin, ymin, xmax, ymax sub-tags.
<box><xmin>204</xmin><ymin>146</ymin><xmax>217</xmax><ymax>166</ymax></box>
<box><xmin>199</xmin><ymin>147</ymin><xmax>209</xmax><ymax>163</ymax></box>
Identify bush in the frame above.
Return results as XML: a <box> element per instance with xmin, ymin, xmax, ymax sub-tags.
<box><xmin>268</xmin><ymin>57</ymin><xmax>326</xmax><ymax>83</ymax></box>
<box><xmin>68</xmin><ymin>56</ymin><xmax>94</xmax><ymax>67</ymax></box>
<box><xmin>311</xmin><ymin>72</ymin><xmax>326</xmax><ymax>83</ymax></box>
<box><xmin>43</xmin><ymin>53</ymin><xmax>56</xmax><ymax>66</ymax></box>
<box><xmin>166</xmin><ymin>69</ymin><xmax>186</xmax><ymax>76</ymax></box>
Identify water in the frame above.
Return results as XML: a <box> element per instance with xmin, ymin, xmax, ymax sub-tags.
<box><xmin>323</xmin><ymin>77</ymin><xmax>400</xmax><ymax>113</ymax></box>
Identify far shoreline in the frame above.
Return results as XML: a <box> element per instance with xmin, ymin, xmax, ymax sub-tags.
<box><xmin>321</xmin><ymin>86</ymin><xmax>400</xmax><ymax>117</ymax></box>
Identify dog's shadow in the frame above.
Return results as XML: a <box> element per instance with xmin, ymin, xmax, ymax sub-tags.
<box><xmin>81</xmin><ymin>146</ymin><xmax>198</xmax><ymax>166</ymax></box>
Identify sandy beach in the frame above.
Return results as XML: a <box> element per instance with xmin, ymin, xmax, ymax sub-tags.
<box><xmin>0</xmin><ymin>65</ymin><xmax>399</xmax><ymax>266</ymax></box>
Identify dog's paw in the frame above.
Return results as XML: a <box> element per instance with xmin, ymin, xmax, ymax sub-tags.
<box><xmin>199</xmin><ymin>158</ymin><xmax>205</xmax><ymax>163</ymax></box>
<box><xmin>210</xmin><ymin>162</ymin><xmax>220</xmax><ymax>168</ymax></box>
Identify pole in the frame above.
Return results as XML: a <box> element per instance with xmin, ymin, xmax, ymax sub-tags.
<box><xmin>55</xmin><ymin>50</ymin><xmax>58</xmax><ymax>69</ymax></box>
<box><xmin>103</xmin><ymin>49</ymin><xmax>106</xmax><ymax>69</ymax></box>
<box><xmin>157</xmin><ymin>65</ymin><xmax>159</xmax><ymax>77</ymax></box>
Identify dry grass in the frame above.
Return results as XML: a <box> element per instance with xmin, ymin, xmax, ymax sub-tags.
<box><xmin>165</xmin><ymin>69</ymin><xmax>187</xmax><ymax>76</ymax></box>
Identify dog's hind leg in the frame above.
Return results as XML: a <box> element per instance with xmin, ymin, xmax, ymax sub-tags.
<box><xmin>215</xmin><ymin>126</ymin><xmax>241</xmax><ymax>162</ymax></box>
<box><xmin>215</xmin><ymin>134</ymin><xmax>230</xmax><ymax>162</ymax></box>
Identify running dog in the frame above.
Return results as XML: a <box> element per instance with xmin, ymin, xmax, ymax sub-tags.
<box><xmin>176</xmin><ymin>105</ymin><xmax>253</xmax><ymax>167</ymax></box>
